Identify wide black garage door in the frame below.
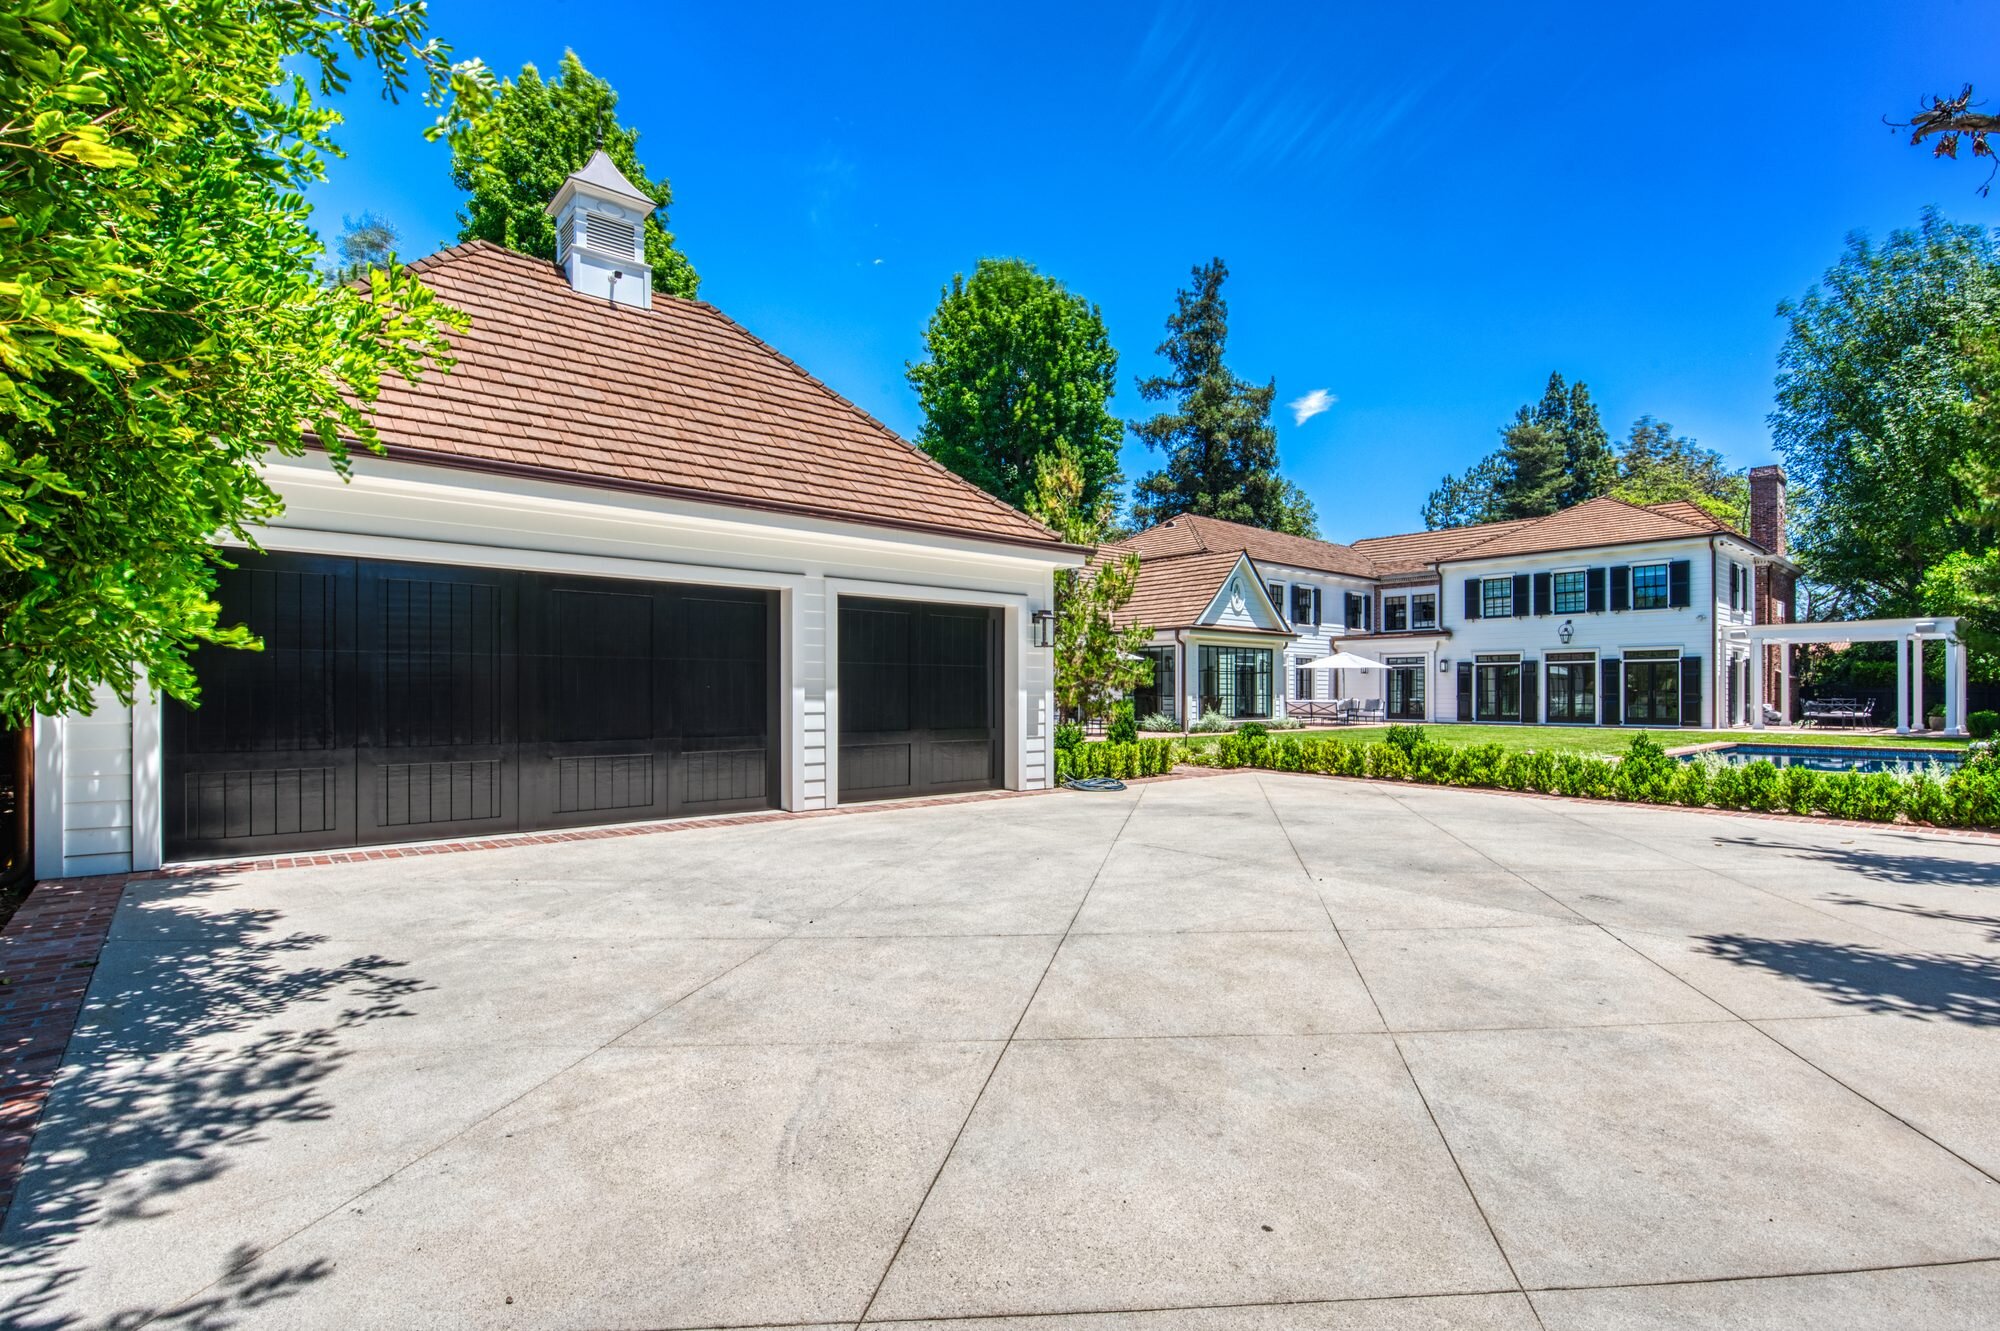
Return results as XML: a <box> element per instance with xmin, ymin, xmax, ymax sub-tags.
<box><xmin>164</xmin><ymin>551</ymin><xmax>777</xmax><ymax>860</ymax></box>
<box><xmin>838</xmin><ymin>598</ymin><xmax>999</xmax><ymax>802</ymax></box>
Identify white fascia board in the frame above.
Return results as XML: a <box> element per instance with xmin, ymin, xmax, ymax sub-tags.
<box><xmin>261</xmin><ymin>453</ymin><xmax>1083</xmax><ymax>575</ymax></box>
<box><xmin>1442</xmin><ymin>536</ymin><xmax>1713</xmax><ymax>572</ymax></box>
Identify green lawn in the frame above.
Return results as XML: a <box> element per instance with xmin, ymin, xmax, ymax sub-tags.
<box><xmin>1248</xmin><ymin>723</ymin><xmax>1971</xmax><ymax>758</ymax></box>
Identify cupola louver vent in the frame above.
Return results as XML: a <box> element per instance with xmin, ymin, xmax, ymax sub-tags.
<box><xmin>584</xmin><ymin>212</ymin><xmax>638</xmax><ymax>260</ymax></box>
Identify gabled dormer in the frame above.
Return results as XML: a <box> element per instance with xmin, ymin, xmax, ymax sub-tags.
<box><xmin>545</xmin><ymin>149</ymin><xmax>655</xmax><ymax>309</ymax></box>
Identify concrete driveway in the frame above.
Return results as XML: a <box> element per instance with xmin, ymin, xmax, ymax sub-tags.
<box><xmin>5</xmin><ymin>772</ymin><xmax>2000</xmax><ymax>1329</ymax></box>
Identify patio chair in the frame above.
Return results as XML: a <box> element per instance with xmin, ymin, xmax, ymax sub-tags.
<box><xmin>1337</xmin><ymin>697</ymin><xmax>1359</xmax><ymax>723</ymax></box>
<box><xmin>1359</xmin><ymin>698</ymin><xmax>1384</xmax><ymax>722</ymax></box>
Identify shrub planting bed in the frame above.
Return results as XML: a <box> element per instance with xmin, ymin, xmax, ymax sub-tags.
<box><xmin>1054</xmin><ymin>726</ymin><xmax>2000</xmax><ymax>830</ymax></box>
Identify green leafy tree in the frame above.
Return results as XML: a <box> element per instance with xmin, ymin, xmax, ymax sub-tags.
<box><xmin>328</xmin><ymin>211</ymin><xmax>402</xmax><ymax>284</ymax></box>
<box><xmin>1420</xmin><ymin>455</ymin><xmax>1507</xmax><ymax>529</ymax></box>
<box><xmin>1420</xmin><ymin>372</ymin><xmax>1612</xmax><ymax>528</ymax></box>
<box><xmin>451</xmin><ymin>50</ymin><xmax>696</xmax><ymax>298</ymax></box>
<box><xmin>1130</xmin><ymin>258</ymin><xmax>1317</xmax><ymax>536</ymax></box>
<box><xmin>906</xmin><ymin>258</ymin><xmax>1122</xmax><ymax>512</ymax></box>
<box><xmin>0</xmin><ymin>0</ymin><xmax>490</xmax><ymax>724</ymax></box>
<box><xmin>1771</xmin><ymin>209</ymin><xmax>2000</xmax><ymax>618</ymax></box>
<box><xmin>1610</xmin><ymin>417</ymin><xmax>1749</xmax><ymax>528</ymax></box>
<box><xmin>1028</xmin><ymin>445</ymin><xmax>1153</xmax><ymax>720</ymax></box>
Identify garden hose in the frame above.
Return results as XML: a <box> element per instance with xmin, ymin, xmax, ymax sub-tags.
<box><xmin>1064</xmin><ymin>776</ymin><xmax>1128</xmax><ymax>792</ymax></box>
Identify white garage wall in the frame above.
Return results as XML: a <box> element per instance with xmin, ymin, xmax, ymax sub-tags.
<box><xmin>34</xmin><ymin>454</ymin><xmax>1073</xmax><ymax>878</ymax></box>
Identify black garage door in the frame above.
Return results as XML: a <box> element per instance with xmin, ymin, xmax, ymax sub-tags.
<box><xmin>164</xmin><ymin>551</ymin><xmax>778</xmax><ymax>860</ymax></box>
<box><xmin>838</xmin><ymin>598</ymin><xmax>999</xmax><ymax>802</ymax></box>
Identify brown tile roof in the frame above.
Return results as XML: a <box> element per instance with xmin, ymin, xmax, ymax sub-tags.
<box><xmin>1108</xmin><ymin>513</ymin><xmax>1375</xmax><ymax>578</ymax></box>
<box><xmin>1349</xmin><ymin>517</ymin><xmax>1543</xmax><ymax>577</ymax></box>
<box><xmin>1352</xmin><ymin>497</ymin><xmax>1763</xmax><ymax>572</ymax></box>
<box><xmin>1098</xmin><ymin>549</ymin><xmax>1292</xmax><ymax>632</ymax></box>
<box><xmin>1438</xmin><ymin>496</ymin><xmax>1734</xmax><ymax>562</ymax></box>
<box><xmin>359</xmin><ymin>241</ymin><xmax>1067</xmax><ymax>550</ymax></box>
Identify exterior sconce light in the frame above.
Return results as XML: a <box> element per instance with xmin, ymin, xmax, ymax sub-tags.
<box><xmin>1558</xmin><ymin>619</ymin><xmax>1575</xmax><ymax>645</ymax></box>
<box><xmin>1438</xmin><ymin>657</ymin><xmax>1451</xmax><ymax>673</ymax></box>
<box><xmin>1031</xmin><ymin>609</ymin><xmax>1056</xmax><ymax>648</ymax></box>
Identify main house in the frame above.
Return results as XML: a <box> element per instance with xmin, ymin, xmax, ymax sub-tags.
<box><xmin>1109</xmin><ymin>468</ymin><xmax>1796</xmax><ymax>731</ymax></box>
<box><xmin>31</xmin><ymin>154</ymin><xmax>1082</xmax><ymax>879</ymax></box>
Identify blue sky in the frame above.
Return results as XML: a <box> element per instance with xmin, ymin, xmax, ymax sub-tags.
<box><xmin>308</xmin><ymin>0</ymin><xmax>1990</xmax><ymax>541</ymax></box>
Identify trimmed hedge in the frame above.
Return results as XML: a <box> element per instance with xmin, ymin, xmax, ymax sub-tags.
<box><xmin>1054</xmin><ymin>729</ymin><xmax>2000</xmax><ymax>830</ymax></box>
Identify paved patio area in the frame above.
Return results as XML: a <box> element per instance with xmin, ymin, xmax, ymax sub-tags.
<box><xmin>3</xmin><ymin>771</ymin><xmax>2000</xmax><ymax>1329</ymax></box>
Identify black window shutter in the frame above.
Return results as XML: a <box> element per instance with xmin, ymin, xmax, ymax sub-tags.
<box><xmin>1463</xmin><ymin>579</ymin><xmax>1481</xmax><ymax>620</ymax></box>
<box><xmin>1668</xmin><ymin>559</ymin><xmax>1692</xmax><ymax>609</ymax></box>
<box><xmin>1512</xmin><ymin>573</ymin><xmax>1531</xmax><ymax>618</ymax></box>
<box><xmin>1601</xmin><ymin>660</ymin><xmax>1622</xmax><ymax>725</ymax></box>
<box><xmin>1456</xmin><ymin>661</ymin><xmax>1474</xmax><ymax>719</ymax></box>
<box><xmin>1532</xmin><ymin>572</ymin><xmax>1552</xmax><ymax>616</ymax></box>
<box><xmin>1364</xmin><ymin>595</ymin><xmax>1373</xmax><ymax>631</ymax></box>
<box><xmin>1313</xmin><ymin>587</ymin><xmax>1322</xmax><ymax>624</ymax></box>
<box><xmin>1680</xmin><ymin>655</ymin><xmax>1703</xmax><ymax>727</ymax></box>
<box><xmin>1586</xmin><ymin>567</ymin><xmax>1607</xmax><ymax>613</ymax></box>
<box><xmin>1609</xmin><ymin>565</ymin><xmax>1630</xmax><ymax>612</ymax></box>
<box><xmin>1521</xmin><ymin>660</ymin><xmax>1539</xmax><ymax>724</ymax></box>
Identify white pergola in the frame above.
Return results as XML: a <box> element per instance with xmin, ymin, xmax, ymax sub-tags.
<box><xmin>1729</xmin><ymin>616</ymin><xmax>1970</xmax><ymax>737</ymax></box>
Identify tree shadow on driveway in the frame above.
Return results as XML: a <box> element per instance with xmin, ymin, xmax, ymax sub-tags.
<box><xmin>0</xmin><ymin>878</ymin><xmax>426</xmax><ymax>1330</ymax></box>
<box><xmin>1697</xmin><ymin>933</ymin><xmax>2000</xmax><ymax>1026</ymax></box>
<box><xmin>1708</xmin><ymin>835</ymin><xmax>2000</xmax><ymax>890</ymax></box>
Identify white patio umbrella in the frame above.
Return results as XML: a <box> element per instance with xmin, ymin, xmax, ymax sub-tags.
<box><xmin>1295</xmin><ymin>650</ymin><xmax>1381</xmax><ymax>702</ymax></box>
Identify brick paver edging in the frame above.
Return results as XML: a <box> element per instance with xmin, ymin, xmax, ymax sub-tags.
<box><xmin>0</xmin><ymin>770</ymin><xmax>1233</xmax><ymax>1224</ymax></box>
<box><xmin>0</xmin><ymin>875</ymin><xmax>129</xmax><ymax>1219</ymax></box>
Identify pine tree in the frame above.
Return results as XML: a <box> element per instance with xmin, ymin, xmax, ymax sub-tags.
<box><xmin>1130</xmin><ymin>259</ymin><xmax>1317</xmax><ymax>535</ymax></box>
<box><xmin>1420</xmin><ymin>371</ymin><xmax>1615</xmax><ymax>527</ymax></box>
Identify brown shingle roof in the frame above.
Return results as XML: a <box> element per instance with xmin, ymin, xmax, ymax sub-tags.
<box><xmin>361</xmin><ymin>241</ymin><xmax>1066</xmax><ymax>549</ymax></box>
<box><xmin>1099</xmin><ymin>549</ymin><xmax>1288</xmax><ymax>631</ymax></box>
<box><xmin>1440</xmin><ymin>496</ymin><xmax>1733</xmax><ymax>562</ymax></box>
<box><xmin>1349</xmin><ymin>517</ymin><xmax>1543</xmax><ymax>577</ymax></box>
<box><xmin>1352</xmin><ymin>498</ymin><xmax>1763</xmax><ymax>572</ymax></box>
<box><xmin>1108</xmin><ymin>513</ymin><xmax>1375</xmax><ymax>578</ymax></box>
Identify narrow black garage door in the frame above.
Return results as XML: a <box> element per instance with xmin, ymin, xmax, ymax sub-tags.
<box><xmin>837</xmin><ymin>598</ymin><xmax>999</xmax><ymax>802</ymax></box>
<box><xmin>164</xmin><ymin>551</ymin><xmax>777</xmax><ymax>860</ymax></box>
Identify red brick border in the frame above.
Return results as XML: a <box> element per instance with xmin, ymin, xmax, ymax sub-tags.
<box><xmin>0</xmin><ymin>875</ymin><xmax>129</xmax><ymax>1219</ymax></box>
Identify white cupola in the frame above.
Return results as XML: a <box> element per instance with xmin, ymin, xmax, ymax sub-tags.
<box><xmin>544</xmin><ymin>149</ymin><xmax>656</xmax><ymax>309</ymax></box>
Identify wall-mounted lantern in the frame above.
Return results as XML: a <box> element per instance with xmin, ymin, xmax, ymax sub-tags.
<box><xmin>1438</xmin><ymin>657</ymin><xmax>1451</xmax><ymax>673</ymax></box>
<box><xmin>1031</xmin><ymin>608</ymin><xmax>1057</xmax><ymax>649</ymax></box>
<box><xmin>1558</xmin><ymin>619</ymin><xmax>1575</xmax><ymax>645</ymax></box>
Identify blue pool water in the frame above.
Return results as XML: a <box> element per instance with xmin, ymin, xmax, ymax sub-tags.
<box><xmin>1685</xmin><ymin>743</ymin><xmax>1965</xmax><ymax>775</ymax></box>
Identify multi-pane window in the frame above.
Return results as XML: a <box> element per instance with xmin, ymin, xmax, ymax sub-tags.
<box><xmin>1631</xmin><ymin>562</ymin><xmax>1670</xmax><ymax>610</ymax></box>
<box><xmin>1552</xmin><ymin>570</ymin><xmax>1587</xmax><ymax>614</ymax></box>
<box><xmin>1474</xmin><ymin>653</ymin><xmax>1522</xmax><ymax>722</ymax></box>
<box><xmin>1623</xmin><ymin>648</ymin><xmax>1680</xmax><ymax>724</ymax></box>
<box><xmin>1133</xmin><ymin>646</ymin><xmax>1175</xmax><ymax>722</ymax></box>
<box><xmin>1545</xmin><ymin>650</ymin><xmax>1596</xmax><ymax>723</ymax></box>
<box><xmin>1411</xmin><ymin>593</ymin><xmax>1437</xmax><ymax>629</ymax></box>
<box><xmin>1198</xmin><ymin>645</ymin><xmax>1273</xmax><ymax>719</ymax></box>
<box><xmin>1481</xmin><ymin>577</ymin><xmax>1513</xmax><ymax>618</ymax></box>
<box><xmin>1292</xmin><ymin>585</ymin><xmax>1314</xmax><ymax>625</ymax></box>
<box><xmin>1267</xmin><ymin>583</ymin><xmax>1285</xmax><ymax>617</ymax></box>
<box><xmin>1295</xmin><ymin>666</ymin><xmax>1314</xmax><ymax>700</ymax></box>
<box><xmin>1384</xmin><ymin>597</ymin><xmax>1408</xmax><ymax>632</ymax></box>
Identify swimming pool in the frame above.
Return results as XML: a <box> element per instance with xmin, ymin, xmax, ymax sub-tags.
<box><xmin>1683</xmin><ymin>743</ymin><xmax>1966</xmax><ymax>775</ymax></box>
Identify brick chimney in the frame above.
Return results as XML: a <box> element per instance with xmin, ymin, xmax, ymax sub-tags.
<box><xmin>1748</xmin><ymin>465</ymin><xmax>1786</xmax><ymax>556</ymax></box>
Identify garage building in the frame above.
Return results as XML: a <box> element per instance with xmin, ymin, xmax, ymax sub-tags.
<box><xmin>33</xmin><ymin>154</ymin><xmax>1080</xmax><ymax>875</ymax></box>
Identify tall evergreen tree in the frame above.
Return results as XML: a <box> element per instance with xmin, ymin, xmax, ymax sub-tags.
<box><xmin>1420</xmin><ymin>371</ymin><xmax>1614</xmax><ymax>528</ymax></box>
<box><xmin>906</xmin><ymin>259</ymin><xmax>1122</xmax><ymax>513</ymax></box>
<box><xmin>1129</xmin><ymin>259</ymin><xmax>1317</xmax><ymax>536</ymax></box>
<box><xmin>451</xmin><ymin>51</ymin><xmax>697</xmax><ymax>298</ymax></box>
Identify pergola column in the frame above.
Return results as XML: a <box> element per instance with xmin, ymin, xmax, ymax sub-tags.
<box><xmin>1750</xmin><ymin>635</ymin><xmax>1766</xmax><ymax>730</ymax></box>
<box><xmin>1946</xmin><ymin>636</ymin><xmax>1969</xmax><ymax>737</ymax></box>
<box><xmin>1896</xmin><ymin>635</ymin><xmax>1912</xmax><ymax>734</ymax></box>
<box><xmin>1913</xmin><ymin>634</ymin><xmax>1927</xmax><ymax>732</ymax></box>
<box><xmin>1779</xmin><ymin>642</ymin><xmax>1792</xmax><ymax>728</ymax></box>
